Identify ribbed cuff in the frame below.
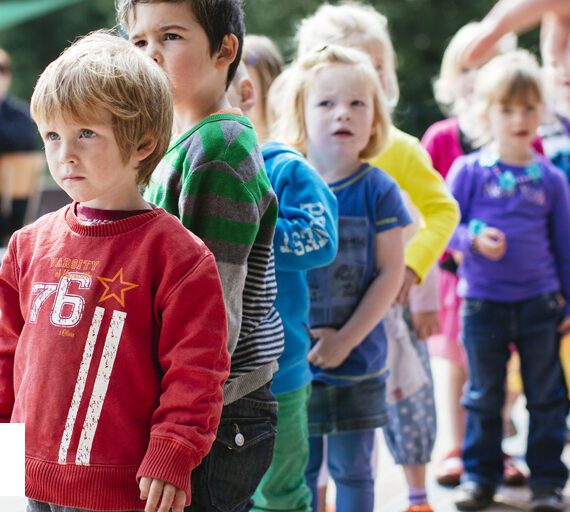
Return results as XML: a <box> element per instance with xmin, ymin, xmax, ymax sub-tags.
<box><xmin>136</xmin><ymin>436</ymin><xmax>198</xmax><ymax>502</ymax></box>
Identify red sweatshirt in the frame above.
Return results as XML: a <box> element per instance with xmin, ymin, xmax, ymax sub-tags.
<box><xmin>0</xmin><ymin>204</ymin><xmax>229</xmax><ymax>510</ymax></box>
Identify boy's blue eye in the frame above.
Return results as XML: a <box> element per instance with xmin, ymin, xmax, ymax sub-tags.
<box><xmin>46</xmin><ymin>132</ymin><xmax>59</xmax><ymax>141</ymax></box>
<box><xmin>80</xmin><ymin>129</ymin><xmax>96</xmax><ymax>138</ymax></box>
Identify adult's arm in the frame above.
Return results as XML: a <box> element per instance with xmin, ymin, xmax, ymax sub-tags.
<box><xmin>465</xmin><ymin>0</ymin><xmax>570</xmax><ymax>66</ymax></box>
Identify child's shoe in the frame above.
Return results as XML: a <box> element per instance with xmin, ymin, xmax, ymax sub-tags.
<box><xmin>502</xmin><ymin>453</ymin><xmax>527</xmax><ymax>486</ymax></box>
<box><xmin>454</xmin><ymin>481</ymin><xmax>494</xmax><ymax>511</ymax></box>
<box><xmin>530</xmin><ymin>487</ymin><xmax>565</xmax><ymax>512</ymax></box>
<box><xmin>404</xmin><ymin>504</ymin><xmax>433</xmax><ymax>512</ymax></box>
<box><xmin>435</xmin><ymin>448</ymin><xmax>463</xmax><ymax>486</ymax></box>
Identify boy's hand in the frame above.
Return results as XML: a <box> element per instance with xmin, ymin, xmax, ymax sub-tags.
<box><xmin>473</xmin><ymin>227</ymin><xmax>507</xmax><ymax>260</ymax></box>
<box><xmin>558</xmin><ymin>315</ymin><xmax>570</xmax><ymax>335</ymax></box>
<box><xmin>140</xmin><ymin>476</ymin><xmax>186</xmax><ymax>512</ymax></box>
<box><xmin>411</xmin><ymin>311</ymin><xmax>440</xmax><ymax>340</ymax></box>
<box><xmin>308</xmin><ymin>327</ymin><xmax>352</xmax><ymax>369</ymax></box>
<box><xmin>396</xmin><ymin>267</ymin><xmax>420</xmax><ymax>306</ymax></box>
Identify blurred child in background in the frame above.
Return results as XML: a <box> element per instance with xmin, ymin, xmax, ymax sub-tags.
<box><xmin>421</xmin><ymin>23</ymin><xmax>527</xmax><ymax>488</ymax></box>
<box><xmin>296</xmin><ymin>3</ymin><xmax>459</xmax><ymax>510</ymax></box>
<box><xmin>448</xmin><ymin>50</ymin><xmax>570</xmax><ymax>512</ymax></box>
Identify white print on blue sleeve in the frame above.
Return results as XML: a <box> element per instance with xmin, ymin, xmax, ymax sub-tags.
<box><xmin>279</xmin><ymin>202</ymin><xmax>330</xmax><ymax>256</ymax></box>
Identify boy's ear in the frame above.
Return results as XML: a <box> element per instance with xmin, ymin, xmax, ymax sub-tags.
<box><xmin>215</xmin><ymin>34</ymin><xmax>239</xmax><ymax>70</ymax></box>
<box><xmin>134</xmin><ymin>137</ymin><xmax>157</xmax><ymax>162</ymax></box>
<box><xmin>240</xmin><ymin>76</ymin><xmax>256</xmax><ymax>114</ymax></box>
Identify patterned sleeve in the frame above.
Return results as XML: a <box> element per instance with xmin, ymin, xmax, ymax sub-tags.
<box><xmin>144</xmin><ymin>119</ymin><xmax>279</xmax><ymax>361</ymax></box>
<box><xmin>273</xmin><ymin>158</ymin><xmax>338</xmax><ymax>272</ymax></box>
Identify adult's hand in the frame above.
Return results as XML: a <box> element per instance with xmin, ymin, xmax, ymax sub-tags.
<box><xmin>464</xmin><ymin>0</ymin><xmax>570</xmax><ymax>67</ymax></box>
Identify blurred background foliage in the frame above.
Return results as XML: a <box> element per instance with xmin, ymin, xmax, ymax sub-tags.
<box><xmin>0</xmin><ymin>0</ymin><xmax>539</xmax><ymax>137</ymax></box>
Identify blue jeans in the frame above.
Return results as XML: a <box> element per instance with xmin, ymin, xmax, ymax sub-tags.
<box><xmin>461</xmin><ymin>293</ymin><xmax>568</xmax><ymax>490</ymax></box>
<box><xmin>307</xmin><ymin>378</ymin><xmax>387</xmax><ymax>436</ymax></box>
<box><xmin>27</xmin><ymin>501</ymin><xmax>135</xmax><ymax>512</ymax></box>
<box><xmin>186</xmin><ymin>382</ymin><xmax>278</xmax><ymax>512</ymax></box>
<box><xmin>305</xmin><ymin>430</ymin><xmax>375</xmax><ymax>512</ymax></box>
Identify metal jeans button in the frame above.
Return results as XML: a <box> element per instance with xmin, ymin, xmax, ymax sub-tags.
<box><xmin>234</xmin><ymin>432</ymin><xmax>245</xmax><ymax>447</ymax></box>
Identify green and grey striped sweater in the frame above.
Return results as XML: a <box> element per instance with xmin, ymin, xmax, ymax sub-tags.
<box><xmin>145</xmin><ymin>113</ymin><xmax>284</xmax><ymax>404</ymax></box>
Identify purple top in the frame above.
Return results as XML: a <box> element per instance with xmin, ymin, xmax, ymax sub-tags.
<box><xmin>447</xmin><ymin>149</ymin><xmax>570</xmax><ymax>315</ymax></box>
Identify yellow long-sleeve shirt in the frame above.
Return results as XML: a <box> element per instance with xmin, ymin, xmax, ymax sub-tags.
<box><xmin>369</xmin><ymin>126</ymin><xmax>460</xmax><ymax>281</ymax></box>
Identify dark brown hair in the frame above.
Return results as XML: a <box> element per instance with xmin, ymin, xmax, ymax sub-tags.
<box><xmin>116</xmin><ymin>0</ymin><xmax>244</xmax><ymax>86</ymax></box>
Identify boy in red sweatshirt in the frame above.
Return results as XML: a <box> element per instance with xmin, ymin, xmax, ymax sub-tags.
<box><xmin>0</xmin><ymin>31</ymin><xmax>229</xmax><ymax>512</ymax></box>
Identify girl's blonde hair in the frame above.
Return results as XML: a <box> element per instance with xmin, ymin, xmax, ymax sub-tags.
<box><xmin>296</xmin><ymin>2</ymin><xmax>399</xmax><ymax>110</ymax></box>
<box><xmin>243</xmin><ymin>35</ymin><xmax>284</xmax><ymax>131</ymax></box>
<box><xmin>464</xmin><ymin>49</ymin><xmax>544</xmax><ymax>147</ymax></box>
<box><xmin>274</xmin><ymin>44</ymin><xmax>390</xmax><ymax>159</ymax></box>
<box><xmin>31</xmin><ymin>31</ymin><xmax>172</xmax><ymax>187</ymax></box>
<box><xmin>434</xmin><ymin>22</ymin><xmax>517</xmax><ymax>116</ymax></box>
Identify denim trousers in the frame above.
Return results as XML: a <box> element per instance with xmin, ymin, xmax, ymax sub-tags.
<box><xmin>305</xmin><ymin>430</ymin><xmax>375</xmax><ymax>512</ymax></box>
<box><xmin>186</xmin><ymin>381</ymin><xmax>278</xmax><ymax>512</ymax></box>
<box><xmin>461</xmin><ymin>293</ymin><xmax>568</xmax><ymax>490</ymax></box>
<box><xmin>27</xmin><ymin>501</ymin><xmax>135</xmax><ymax>512</ymax></box>
<box><xmin>307</xmin><ymin>378</ymin><xmax>388</xmax><ymax>436</ymax></box>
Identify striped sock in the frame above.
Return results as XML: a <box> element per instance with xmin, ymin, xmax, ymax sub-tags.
<box><xmin>409</xmin><ymin>487</ymin><xmax>428</xmax><ymax>505</ymax></box>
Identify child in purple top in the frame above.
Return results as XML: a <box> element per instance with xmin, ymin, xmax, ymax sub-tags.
<box><xmin>448</xmin><ymin>50</ymin><xmax>570</xmax><ymax>512</ymax></box>
<box><xmin>421</xmin><ymin>23</ymin><xmax>524</xmax><ymax>488</ymax></box>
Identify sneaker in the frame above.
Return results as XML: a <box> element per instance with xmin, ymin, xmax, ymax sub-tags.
<box><xmin>404</xmin><ymin>504</ymin><xmax>433</xmax><ymax>512</ymax></box>
<box><xmin>530</xmin><ymin>487</ymin><xmax>565</xmax><ymax>512</ymax></box>
<box><xmin>454</xmin><ymin>482</ymin><xmax>494</xmax><ymax>511</ymax></box>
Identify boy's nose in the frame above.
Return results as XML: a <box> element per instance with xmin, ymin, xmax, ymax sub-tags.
<box><xmin>146</xmin><ymin>42</ymin><xmax>162</xmax><ymax>65</ymax></box>
<box><xmin>58</xmin><ymin>143</ymin><xmax>77</xmax><ymax>164</ymax></box>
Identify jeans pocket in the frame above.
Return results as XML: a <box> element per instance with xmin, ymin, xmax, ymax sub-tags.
<box><xmin>524</xmin><ymin>293</ymin><xmax>562</xmax><ymax>324</ymax></box>
<box><xmin>461</xmin><ymin>298</ymin><xmax>485</xmax><ymax>317</ymax></box>
<box><xmin>207</xmin><ymin>417</ymin><xmax>277</xmax><ymax>512</ymax></box>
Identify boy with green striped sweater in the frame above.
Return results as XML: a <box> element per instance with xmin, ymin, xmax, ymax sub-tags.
<box><xmin>117</xmin><ymin>1</ymin><xmax>283</xmax><ymax>509</ymax></box>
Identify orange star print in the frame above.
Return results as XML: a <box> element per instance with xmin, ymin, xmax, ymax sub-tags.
<box><xmin>97</xmin><ymin>268</ymin><xmax>139</xmax><ymax>307</ymax></box>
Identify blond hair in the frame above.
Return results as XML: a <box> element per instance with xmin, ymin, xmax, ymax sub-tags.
<box><xmin>434</xmin><ymin>22</ymin><xmax>517</xmax><ymax>116</ymax></box>
<box><xmin>274</xmin><ymin>45</ymin><xmax>390</xmax><ymax>159</ymax></box>
<box><xmin>296</xmin><ymin>2</ymin><xmax>399</xmax><ymax>110</ymax></box>
<box><xmin>31</xmin><ymin>31</ymin><xmax>172</xmax><ymax>187</ymax></box>
<box><xmin>464</xmin><ymin>50</ymin><xmax>543</xmax><ymax>147</ymax></box>
<box><xmin>243</xmin><ymin>35</ymin><xmax>284</xmax><ymax>128</ymax></box>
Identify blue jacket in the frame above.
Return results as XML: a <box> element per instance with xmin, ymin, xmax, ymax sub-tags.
<box><xmin>262</xmin><ymin>142</ymin><xmax>338</xmax><ymax>394</ymax></box>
